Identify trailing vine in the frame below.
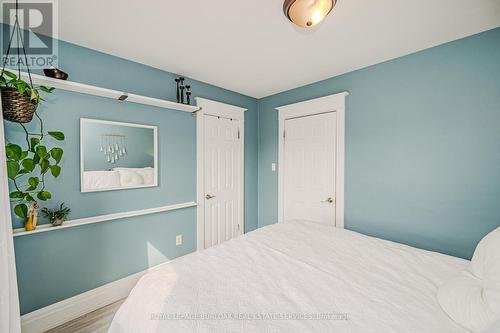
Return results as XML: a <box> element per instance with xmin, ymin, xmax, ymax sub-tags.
<box><xmin>2</xmin><ymin>70</ymin><xmax>64</xmax><ymax>218</ymax></box>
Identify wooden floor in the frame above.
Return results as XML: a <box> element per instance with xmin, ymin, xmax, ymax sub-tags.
<box><xmin>44</xmin><ymin>299</ymin><xmax>125</xmax><ymax>333</ymax></box>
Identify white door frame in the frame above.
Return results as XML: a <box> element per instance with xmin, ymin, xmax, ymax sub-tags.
<box><xmin>196</xmin><ymin>97</ymin><xmax>246</xmax><ymax>250</ymax></box>
<box><xmin>276</xmin><ymin>92</ymin><xmax>348</xmax><ymax>228</ymax></box>
<box><xmin>0</xmin><ymin>92</ymin><xmax>22</xmax><ymax>333</ymax></box>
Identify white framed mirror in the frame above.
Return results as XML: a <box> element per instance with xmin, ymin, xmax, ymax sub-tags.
<box><xmin>80</xmin><ymin>118</ymin><xmax>158</xmax><ymax>192</ymax></box>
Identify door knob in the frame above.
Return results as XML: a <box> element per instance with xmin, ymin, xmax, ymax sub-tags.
<box><xmin>321</xmin><ymin>197</ymin><xmax>334</xmax><ymax>204</ymax></box>
<box><xmin>205</xmin><ymin>194</ymin><xmax>216</xmax><ymax>200</ymax></box>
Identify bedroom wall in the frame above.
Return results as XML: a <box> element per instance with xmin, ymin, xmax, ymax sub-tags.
<box><xmin>257</xmin><ymin>27</ymin><xmax>500</xmax><ymax>260</ymax></box>
<box><xmin>2</xmin><ymin>25</ymin><xmax>258</xmax><ymax>314</ymax></box>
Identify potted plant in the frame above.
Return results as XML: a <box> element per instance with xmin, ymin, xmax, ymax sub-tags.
<box><xmin>2</xmin><ymin>4</ymin><xmax>65</xmax><ymax>230</ymax></box>
<box><xmin>42</xmin><ymin>203</ymin><xmax>71</xmax><ymax>226</ymax></box>
<box><xmin>0</xmin><ymin>70</ymin><xmax>54</xmax><ymax>123</ymax></box>
<box><xmin>4</xmin><ymin>76</ymin><xmax>65</xmax><ymax>226</ymax></box>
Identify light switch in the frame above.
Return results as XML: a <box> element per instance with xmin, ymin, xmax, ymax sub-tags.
<box><xmin>176</xmin><ymin>234</ymin><xmax>183</xmax><ymax>246</ymax></box>
<box><xmin>271</xmin><ymin>163</ymin><xmax>276</xmax><ymax>171</ymax></box>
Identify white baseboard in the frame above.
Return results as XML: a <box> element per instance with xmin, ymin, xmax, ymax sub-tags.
<box><xmin>20</xmin><ymin>263</ymin><xmax>166</xmax><ymax>333</ymax></box>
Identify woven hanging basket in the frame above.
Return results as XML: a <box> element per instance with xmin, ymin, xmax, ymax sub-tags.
<box><xmin>1</xmin><ymin>87</ymin><xmax>38</xmax><ymax>123</ymax></box>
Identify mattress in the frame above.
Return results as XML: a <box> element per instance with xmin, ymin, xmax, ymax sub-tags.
<box><xmin>108</xmin><ymin>220</ymin><xmax>469</xmax><ymax>333</ymax></box>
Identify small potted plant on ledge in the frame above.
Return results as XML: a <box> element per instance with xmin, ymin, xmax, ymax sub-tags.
<box><xmin>42</xmin><ymin>203</ymin><xmax>71</xmax><ymax>227</ymax></box>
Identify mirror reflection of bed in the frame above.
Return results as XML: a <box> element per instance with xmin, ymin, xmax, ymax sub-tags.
<box><xmin>80</xmin><ymin>118</ymin><xmax>158</xmax><ymax>192</ymax></box>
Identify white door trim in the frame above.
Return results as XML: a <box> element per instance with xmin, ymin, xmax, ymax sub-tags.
<box><xmin>195</xmin><ymin>97</ymin><xmax>246</xmax><ymax>251</ymax></box>
<box><xmin>276</xmin><ymin>92</ymin><xmax>348</xmax><ymax>228</ymax></box>
<box><xmin>0</xmin><ymin>92</ymin><xmax>22</xmax><ymax>333</ymax></box>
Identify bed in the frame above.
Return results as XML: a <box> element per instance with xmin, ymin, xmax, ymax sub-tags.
<box><xmin>108</xmin><ymin>220</ymin><xmax>469</xmax><ymax>333</ymax></box>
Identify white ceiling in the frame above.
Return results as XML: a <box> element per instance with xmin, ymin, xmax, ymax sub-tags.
<box><xmin>54</xmin><ymin>0</ymin><xmax>500</xmax><ymax>98</ymax></box>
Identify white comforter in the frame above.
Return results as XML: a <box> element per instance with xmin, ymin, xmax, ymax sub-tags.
<box><xmin>109</xmin><ymin>221</ymin><xmax>469</xmax><ymax>333</ymax></box>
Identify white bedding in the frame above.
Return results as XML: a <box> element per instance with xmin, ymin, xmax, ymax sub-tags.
<box><xmin>83</xmin><ymin>167</ymin><xmax>155</xmax><ymax>191</ymax></box>
<box><xmin>109</xmin><ymin>220</ymin><xmax>469</xmax><ymax>333</ymax></box>
<box><xmin>82</xmin><ymin>170</ymin><xmax>121</xmax><ymax>191</ymax></box>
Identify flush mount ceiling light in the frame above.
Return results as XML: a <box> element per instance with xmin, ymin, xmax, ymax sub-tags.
<box><xmin>283</xmin><ymin>0</ymin><xmax>336</xmax><ymax>28</ymax></box>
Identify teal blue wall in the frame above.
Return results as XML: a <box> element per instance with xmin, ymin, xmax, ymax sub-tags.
<box><xmin>3</xmin><ymin>28</ymin><xmax>258</xmax><ymax>314</ymax></box>
<box><xmin>82</xmin><ymin>121</ymin><xmax>154</xmax><ymax>170</ymax></box>
<box><xmin>258</xmin><ymin>28</ymin><xmax>500</xmax><ymax>260</ymax></box>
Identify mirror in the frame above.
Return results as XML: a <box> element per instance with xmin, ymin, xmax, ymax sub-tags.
<box><xmin>80</xmin><ymin>118</ymin><xmax>158</xmax><ymax>192</ymax></box>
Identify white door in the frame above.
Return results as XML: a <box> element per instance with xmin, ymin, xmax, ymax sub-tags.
<box><xmin>203</xmin><ymin>115</ymin><xmax>242</xmax><ymax>248</ymax></box>
<box><xmin>283</xmin><ymin>112</ymin><xmax>336</xmax><ymax>225</ymax></box>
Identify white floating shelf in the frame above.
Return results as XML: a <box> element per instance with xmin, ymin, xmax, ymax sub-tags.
<box><xmin>10</xmin><ymin>70</ymin><xmax>201</xmax><ymax>113</ymax></box>
<box><xmin>13</xmin><ymin>201</ymin><xmax>197</xmax><ymax>237</ymax></box>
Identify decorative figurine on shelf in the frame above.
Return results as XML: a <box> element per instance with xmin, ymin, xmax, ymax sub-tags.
<box><xmin>43</xmin><ymin>67</ymin><xmax>69</xmax><ymax>80</ymax></box>
<box><xmin>42</xmin><ymin>203</ymin><xmax>71</xmax><ymax>227</ymax></box>
<box><xmin>24</xmin><ymin>202</ymin><xmax>39</xmax><ymax>231</ymax></box>
<box><xmin>186</xmin><ymin>85</ymin><xmax>191</xmax><ymax>105</ymax></box>
<box><xmin>175</xmin><ymin>77</ymin><xmax>182</xmax><ymax>103</ymax></box>
<box><xmin>174</xmin><ymin>76</ymin><xmax>192</xmax><ymax>105</ymax></box>
<box><xmin>180</xmin><ymin>85</ymin><xmax>185</xmax><ymax>104</ymax></box>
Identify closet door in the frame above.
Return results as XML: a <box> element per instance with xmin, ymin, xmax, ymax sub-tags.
<box><xmin>203</xmin><ymin>115</ymin><xmax>242</xmax><ymax>248</ymax></box>
<box><xmin>283</xmin><ymin>112</ymin><xmax>336</xmax><ymax>225</ymax></box>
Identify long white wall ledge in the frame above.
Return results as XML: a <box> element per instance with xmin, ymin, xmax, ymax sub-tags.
<box><xmin>13</xmin><ymin>201</ymin><xmax>197</xmax><ymax>237</ymax></box>
<box><xmin>7</xmin><ymin>70</ymin><xmax>201</xmax><ymax>113</ymax></box>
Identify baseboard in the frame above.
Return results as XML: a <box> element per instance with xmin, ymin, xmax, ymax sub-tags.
<box><xmin>20</xmin><ymin>263</ymin><xmax>166</xmax><ymax>333</ymax></box>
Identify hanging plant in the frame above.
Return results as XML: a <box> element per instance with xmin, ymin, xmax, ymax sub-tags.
<box><xmin>2</xmin><ymin>0</ymin><xmax>65</xmax><ymax>220</ymax></box>
<box><xmin>1</xmin><ymin>70</ymin><xmax>54</xmax><ymax>123</ymax></box>
<box><xmin>0</xmin><ymin>0</ymin><xmax>54</xmax><ymax>123</ymax></box>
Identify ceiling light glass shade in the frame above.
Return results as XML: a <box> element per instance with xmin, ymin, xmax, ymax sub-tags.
<box><xmin>283</xmin><ymin>0</ymin><xmax>336</xmax><ymax>28</ymax></box>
